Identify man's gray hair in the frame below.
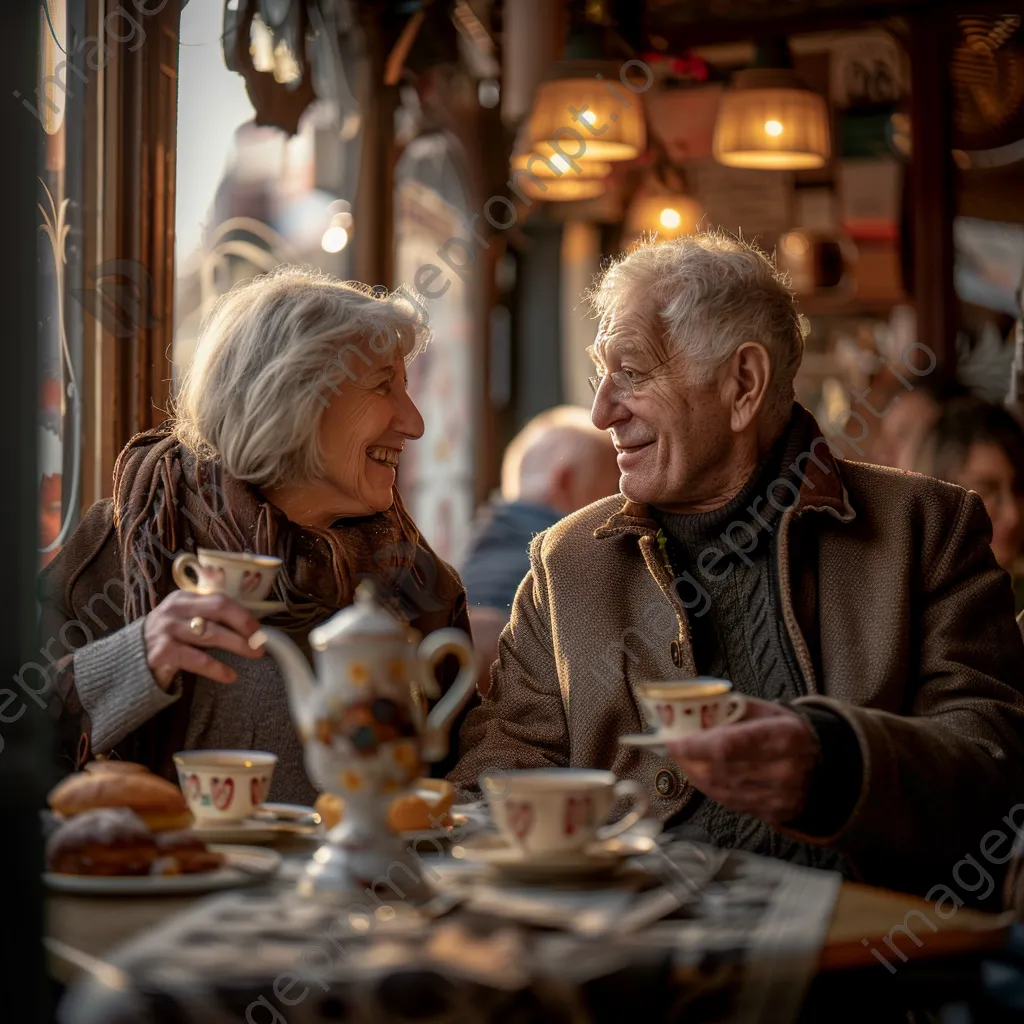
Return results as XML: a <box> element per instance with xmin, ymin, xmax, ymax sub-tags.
<box><xmin>174</xmin><ymin>266</ymin><xmax>431</xmax><ymax>488</ymax></box>
<box><xmin>588</xmin><ymin>231</ymin><xmax>808</xmax><ymax>423</ymax></box>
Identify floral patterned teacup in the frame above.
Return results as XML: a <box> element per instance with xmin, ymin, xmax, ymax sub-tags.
<box><xmin>480</xmin><ymin>769</ymin><xmax>648</xmax><ymax>857</ymax></box>
<box><xmin>172</xmin><ymin>749</ymin><xmax>277</xmax><ymax>825</ymax></box>
<box><xmin>637</xmin><ymin>677</ymin><xmax>746</xmax><ymax>740</ymax></box>
<box><xmin>172</xmin><ymin>548</ymin><xmax>282</xmax><ymax>603</ymax></box>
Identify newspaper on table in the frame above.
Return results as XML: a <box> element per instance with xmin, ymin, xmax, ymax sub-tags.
<box><xmin>59</xmin><ymin>837</ymin><xmax>840</xmax><ymax>1024</ymax></box>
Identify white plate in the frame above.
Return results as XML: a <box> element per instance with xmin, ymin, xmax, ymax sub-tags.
<box><xmin>44</xmin><ymin>845</ymin><xmax>281</xmax><ymax>895</ymax></box>
<box><xmin>400</xmin><ymin>812</ymin><xmax>470</xmax><ymax>845</ymax></box>
<box><xmin>257</xmin><ymin>802</ymin><xmax>319</xmax><ymax>823</ymax></box>
<box><xmin>189</xmin><ymin>819</ymin><xmax>320</xmax><ymax>844</ymax></box>
<box><xmin>452</xmin><ymin>831</ymin><xmax>655</xmax><ymax>880</ymax></box>
<box><xmin>618</xmin><ymin>733</ymin><xmax>670</xmax><ymax>754</ymax></box>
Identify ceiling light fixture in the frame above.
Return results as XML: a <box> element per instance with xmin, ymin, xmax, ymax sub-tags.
<box><xmin>713</xmin><ymin>38</ymin><xmax>831</xmax><ymax>170</ymax></box>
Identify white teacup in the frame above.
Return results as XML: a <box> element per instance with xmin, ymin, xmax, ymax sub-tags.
<box><xmin>480</xmin><ymin>768</ymin><xmax>649</xmax><ymax>857</ymax></box>
<box><xmin>173</xmin><ymin>749</ymin><xmax>278</xmax><ymax>825</ymax></box>
<box><xmin>637</xmin><ymin>677</ymin><xmax>746</xmax><ymax>740</ymax></box>
<box><xmin>172</xmin><ymin>548</ymin><xmax>282</xmax><ymax>603</ymax></box>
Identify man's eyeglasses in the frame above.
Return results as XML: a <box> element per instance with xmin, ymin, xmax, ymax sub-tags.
<box><xmin>588</xmin><ymin>351</ymin><xmax>686</xmax><ymax>402</ymax></box>
<box><xmin>588</xmin><ymin>370</ymin><xmax>641</xmax><ymax>402</ymax></box>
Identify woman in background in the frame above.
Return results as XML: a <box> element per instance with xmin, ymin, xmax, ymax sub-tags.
<box><xmin>917</xmin><ymin>398</ymin><xmax>1024</xmax><ymax>612</ymax></box>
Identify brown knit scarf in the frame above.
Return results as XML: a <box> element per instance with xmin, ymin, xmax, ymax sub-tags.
<box><xmin>111</xmin><ymin>425</ymin><xmax>422</xmax><ymax>632</ymax></box>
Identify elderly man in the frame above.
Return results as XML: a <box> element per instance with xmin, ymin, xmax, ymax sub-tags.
<box><xmin>460</xmin><ymin>406</ymin><xmax>620</xmax><ymax>694</ymax></box>
<box><xmin>450</xmin><ymin>233</ymin><xmax>1024</xmax><ymax>897</ymax></box>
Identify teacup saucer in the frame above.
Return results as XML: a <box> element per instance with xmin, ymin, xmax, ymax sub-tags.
<box><xmin>452</xmin><ymin>831</ymin><xmax>656</xmax><ymax>880</ymax></box>
<box><xmin>191</xmin><ymin>805</ymin><xmax>321</xmax><ymax>844</ymax></box>
<box><xmin>618</xmin><ymin>732</ymin><xmax>672</xmax><ymax>754</ymax></box>
<box><xmin>240</xmin><ymin>599</ymin><xmax>288</xmax><ymax>619</ymax></box>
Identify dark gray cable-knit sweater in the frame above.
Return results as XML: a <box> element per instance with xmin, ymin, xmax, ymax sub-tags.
<box><xmin>654</xmin><ymin>414</ymin><xmax>858</xmax><ymax>875</ymax></box>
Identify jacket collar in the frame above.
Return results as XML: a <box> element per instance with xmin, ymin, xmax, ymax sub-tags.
<box><xmin>594</xmin><ymin>404</ymin><xmax>855</xmax><ymax>541</ymax></box>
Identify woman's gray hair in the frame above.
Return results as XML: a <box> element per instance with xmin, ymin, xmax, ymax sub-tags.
<box><xmin>175</xmin><ymin>265</ymin><xmax>431</xmax><ymax>487</ymax></box>
<box><xmin>588</xmin><ymin>231</ymin><xmax>808</xmax><ymax>423</ymax></box>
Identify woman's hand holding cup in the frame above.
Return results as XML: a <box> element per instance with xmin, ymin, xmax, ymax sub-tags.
<box><xmin>144</xmin><ymin>590</ymin><xmax>265</xmax><ymax>690</ymax></box>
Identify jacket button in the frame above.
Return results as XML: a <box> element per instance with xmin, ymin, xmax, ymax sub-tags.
<box><xmin>655</xmin><ymin>768</ymin><xmax>680</xmax><ymax>798</ymax></box>
<box><xmin>670</xmin><ymin>640</ymin><xmax>683</xmax><ymax>668</ymax></box>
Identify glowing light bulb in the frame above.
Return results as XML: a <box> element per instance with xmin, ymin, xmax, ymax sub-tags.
<box><xmin>764</xmin><ymin>120</ymin><xmax>784</xmax><ymax>137</ymax></box>
<box><xmin>551</xmin><ymin>154</ymin><xmax>570</xmax><ymax>173</ymax></box>
<box><xmin>659</xmin><ymin>207</ymin><xmax>682</xmax><ymax>230</ymax></box>
<box><xmin>321</xmin><ymin>226</ymin><xmax>349</xmax><ymax>253</ymax></box>
<box><xmin>581</xmin><ymin>110</ymin><xmax>597</xmax><ymax>126</ymax></box>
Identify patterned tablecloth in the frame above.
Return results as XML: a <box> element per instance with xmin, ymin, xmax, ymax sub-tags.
<box><xmin>58</xmin><ymin>834</ymin><xmax>841</xmax><ymax>1024</ymax></box>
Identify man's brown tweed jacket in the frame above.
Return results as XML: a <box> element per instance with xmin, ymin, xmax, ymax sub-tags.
<box><xmin>450</xmin><ymin>408</ymin><xmax>1024</xmax><ymax>898</ymax></box>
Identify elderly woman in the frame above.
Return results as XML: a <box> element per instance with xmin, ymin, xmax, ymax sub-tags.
<box><xmin>40</xmin><ymin>267</ymin><xmax>470</xmax><ymax>803</ymax></box>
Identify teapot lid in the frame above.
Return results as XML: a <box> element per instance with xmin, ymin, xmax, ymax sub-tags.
<box><xmin>309</xmin><ymin>579</ymin><xmax>409</xmax><ymax>650</ymax></box>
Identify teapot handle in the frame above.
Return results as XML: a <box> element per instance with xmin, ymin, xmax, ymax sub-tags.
<box><xmin>418</xmin><ymin>628</ymin><xmax>477</xmax><ymax>763</ymax></box>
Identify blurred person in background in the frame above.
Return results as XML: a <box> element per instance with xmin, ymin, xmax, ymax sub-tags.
<box><xmin>460</xmin><ymin>406</ymin><xmax>619</xmax><ymax>695</ymax></box>
<box><xmin>917</xmin><ymin>398</ymin><xmax>1024</xmax><ymax>612</ymax></box>
<box><xmin>870</xmin><ymin>374</ymin><xmax>969</xmax><ymax>471</ymax></box>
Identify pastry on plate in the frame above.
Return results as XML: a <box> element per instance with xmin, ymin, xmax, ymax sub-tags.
<box><xmin>150</xmin><ymin>831</ymin><xmax>225</xmax><ymax>875</ymax></box>
<box><xmin>48</xmin><ymin>770</ymin><xmax>193</xmax><ymax>832</ymax></box>
<box><xmin>388</xmin><ymin>778</ymin><xmax>454</xmax><ymax>832</ymax></box>
<box><xmin>46</xmin><ymin>807</ymin><xmax>157</xmax><ymax>876</ymax></box>
<box><xmin>314</xmin><ymin>791</ymin><xmax>343</xmax><ymax>830</ymax></box>
<box><xmin>314</xmin><ymin>779</ymin><xmax>455</xmax><ymax>833</ymax></box>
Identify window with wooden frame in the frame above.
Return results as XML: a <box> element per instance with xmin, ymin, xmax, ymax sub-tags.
<box><xmin>36</xmin><ymin>0</ymin><xmax>180</xmax><ymax>567</ymax></box>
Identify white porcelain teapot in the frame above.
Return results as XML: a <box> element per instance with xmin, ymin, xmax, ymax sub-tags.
<box><xmin>258</xmin><ymin>580</ymin><xmax>476</xmax><ymax>898</ymax></box>
<box><xmin>260</xmin><ymin>580</ymin><xmax>476</xmax><ymax>798</ymax></box>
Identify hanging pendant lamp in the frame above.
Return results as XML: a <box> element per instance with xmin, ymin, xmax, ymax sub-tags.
<box><xmin>522</xmin><ymin>3</ymin><xmax>648</xmax><ymax>165</ymax></box>
<box><xmin>625</xmin><ymin>185</ymin><xmax>703</xmax><ymax>241</ymax></box>
<box><xmin>524</xmin><ymin>60</ymin><xmax>648</xmax><ymax>163</ymax></box>
<box><xmin>713</xmin><ymin>39</ymin><xmax>830</xmax><ymax>170</ymax></box>
<box><xmin>510</xmin><ymin>138</ymin><xmax>612</xmax><ymax>202</ymax></box>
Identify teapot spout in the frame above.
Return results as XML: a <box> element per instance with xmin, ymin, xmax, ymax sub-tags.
<box><xmin>258</xmin><ymin>627</ymin><xmax>318</xmax><ymax>741</ymax></box>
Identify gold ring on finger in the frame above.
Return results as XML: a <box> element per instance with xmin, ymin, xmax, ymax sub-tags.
<box><xmin>189</xmin><ymin>616</ymin><xmax>207</xmax><ymax>638</ymax></box>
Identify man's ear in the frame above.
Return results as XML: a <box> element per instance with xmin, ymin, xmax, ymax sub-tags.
<box><xmin>546</xmin><ymin>462</ymin><xmax>575</xmax><ymax>512</ymax></box>
<box><xmin>723</xmin><ymin>343</ymin><xmax>771</xmax><ymax>432</ymax></box>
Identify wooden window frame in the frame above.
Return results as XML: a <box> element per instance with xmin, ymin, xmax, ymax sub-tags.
<box><xmin>80</xmin><ymin>0</ymin><xmax>179</xmax><ymax>510</ymax></box>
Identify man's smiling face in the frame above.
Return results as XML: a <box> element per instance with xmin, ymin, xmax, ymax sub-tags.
<box><xmin>588</xmin><ymin>304</ymin><xmax>736</xmax><ymax>513</ymax></box>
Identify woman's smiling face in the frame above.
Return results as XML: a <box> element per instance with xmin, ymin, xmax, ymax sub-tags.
<box><xmin>316</xmin><ymin>347</ymin><xmax>425</xmax><ymax>516</ymax></box>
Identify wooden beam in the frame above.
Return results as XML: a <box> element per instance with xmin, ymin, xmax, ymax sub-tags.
<box><xmin>353</xmin><ymin>13</ymin><xmax>397</xmax><ymax>287</ymax></box>
<box><xmin>82</xmin><ymin>0</ymin><xmax>180</xmax><ymax>507</ymax></box>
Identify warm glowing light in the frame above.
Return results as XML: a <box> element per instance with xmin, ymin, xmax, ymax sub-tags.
<box><xmin>782</xmin><ymin>232</ymin><xmax>810</xmax><ymax>256</ymax></box>
<box><xmin>526</xmin><ymin>73</ymin><xmax>646</xmax><ymax>161</ymax></box>
<box><xmin>321</xmin><ymin>226</ymin><xmax>349</xmax><ymax>253</ymax></box>
<box><xmin>713</xmin><ymin>68</ymin><xmax>830</xmax><ymax>170</ymax></box>
<box><xmin>508</xmin><ymin>141</ymin><xmax>611</xmax><ymax>201</ymax></box>
<box><xmin>625</xmin><ymin>191</ymin><xmax>703</xmax><ymax>241</ymax></box>
<box><xmin>659</xmin><ymin>207</ymin><xmax>682</xmax><ymax>230</ymax></box>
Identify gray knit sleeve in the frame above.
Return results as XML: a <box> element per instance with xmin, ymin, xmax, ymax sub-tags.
<box><xmin>73</xmin><ymin>616</ymin><xmax>181</xmax><ymax>754</ymax></box>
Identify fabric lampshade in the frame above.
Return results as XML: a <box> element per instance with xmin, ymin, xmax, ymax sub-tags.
<box><xmin>513</xmin><ymin>174</ymin><xmax>608</xmax><ymax>202</ymax></box>
<box><xmin>524</xmin><ymin>61</ymin><xmax>647</xmax><ymax>163</ymax></box>
<box><xmin>510</xmin><ymin>136</ymin><xmax>612</xmax><ymax>202</ymax></box>
<box><xmin>713</xmin><ymin>68</ymin><xmax>830</xmax><ymax>170</ymax></box>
